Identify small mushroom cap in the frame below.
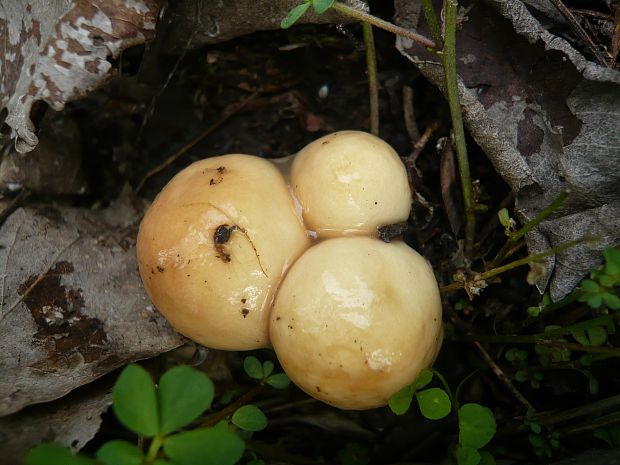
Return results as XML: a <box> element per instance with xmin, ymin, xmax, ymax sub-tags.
<box><xmin>270</xmin><ymin>237</ymin><xmax>443</xmax><ymax>410</ymax></box>
<box><xmin>291</xmin><ymin>131</ymin><xmax>412</xmax><ymax>237</ymax></box>
<box><xmin>137</xmin><ymin>155</ymin><xmax>311</xmax><ymax>350</ymax></box>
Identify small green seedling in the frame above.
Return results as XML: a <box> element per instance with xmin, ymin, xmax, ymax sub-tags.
<box><xmin>388</xmin><ymin>369</ymin><xmax>496</xmax><ymax>465</ymax></box>
<box><xmin>281</xmin><ymin>0</ymin><xmax>335</xmax><ymax>29</ymax></box>
<box><xmin>27</xmin><ymin>360</ymin><xmax>289</xmax><ymax>465</ymax></box>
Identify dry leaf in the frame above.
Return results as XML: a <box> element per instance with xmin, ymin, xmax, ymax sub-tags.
<box><xmin>0</xmin><ymin>0</ymin><xmax>162</xmax><ymax>153</ymax></box>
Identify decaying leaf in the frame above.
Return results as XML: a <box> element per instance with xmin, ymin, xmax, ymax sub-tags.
<box><xmin>0</xmin><ymin>189</ymin><xmax>183</xmax><ymax>417</ymax></box>
<box><xmin>0</xmin><ymin>0</ymin><xmax>162</xmax><ymax>154</ymax></box>
<box><xmin>0</xmin><ymin>382</ymin><xmax>112</xmax><ymax>464</ymax></box>
<box><xmin>395</xmin><ymin>0</ymin><xmax>620</xmax><ymax>299</ymax></box>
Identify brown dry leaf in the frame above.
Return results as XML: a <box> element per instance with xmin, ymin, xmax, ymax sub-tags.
<box><xmin>0</xmin><ymin>0</ymin><xmax>162</xmax><ymax>154</ymax></box>
<box><xmin>395</xmin><ymin>0</ymin><xmax>620</xmax><ymax>300</ymax></box>
<box><xmin>0</xmin><ymin>189</ymin><xmax>183</xmax><ymax>417</ymax></box>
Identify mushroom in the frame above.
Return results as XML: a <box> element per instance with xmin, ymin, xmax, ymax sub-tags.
<box><xmin>137</xmin><ymin>154</ymin><xmax>311</xmax><ymax>350</ymax></box>
<box><xmin>269</xmin><ymin>236</ymin><xmax>443</xmax><ymax>410</ymax></box>
<box><xmin>290</xmin><ymin>131</ymin><xmax>411</xmax><ymax>237</ymax></box>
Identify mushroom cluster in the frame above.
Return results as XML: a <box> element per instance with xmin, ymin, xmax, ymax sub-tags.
<box><xmin>137</xmin><ymin>131</ymin><xmax>443</xmax><ymax>409</ymax></box>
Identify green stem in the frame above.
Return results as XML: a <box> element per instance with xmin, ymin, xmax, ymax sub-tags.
<box><xmin>362</xmin><ymin>22</ymin><xmax>379</xmax><ymax>136</ymax></box>
<box><xmin>430</xmin><ymin>367</ymin><xmax>456</xmax><ymax>408</ymax></box>
<box><xmin>441</xmin><ymin>0</ymin><xmax>475</xmax><ymax>258</ymax></box>
<box><xmin>440</xmin><ymin>237</ymin><xmax>589</xmax><ymax>294</ymax></box>
<box><xmin>491</xmin><ymin>190</ymin><xmax>569</xmax><ymax>268</ymax></box>
<box><xmin>460</xmin><ymin>314</ymin><xmax>617</xmax><ymax>344</ymax></box>
<box><xmin>420</xmin><ymin>0</ymin><xmax>443</xmax><ymax>48</ymax></box>
<box><xmin>145</xmin><ymin>435</ymin><xmax>163</xmax><ymax>464</ymax></box>
<box><xmin>331</xmin><ymin>1</ymin><xmax>436</xmax><ymax>49</ymax></box>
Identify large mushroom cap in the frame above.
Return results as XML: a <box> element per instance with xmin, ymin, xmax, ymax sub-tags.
<box><xmin>137</xmin><ymin>154</ymin><xmax>311</xmax><ymax>350</ymax></box>
<box><xmin>291</xmin><ymin>131</ymin><xmax>412</xmax><ymax>238</ymax></box>
<box><xmin>270</xmin><ymin>236</ymin><xmax>443</xmax><ymax>410</ymax></box>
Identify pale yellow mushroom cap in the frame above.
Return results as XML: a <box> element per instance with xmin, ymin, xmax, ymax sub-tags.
<box><xmin>269</xmin><ymin>236</ymin><xmax>443</xmax><ymax>410</ymax></box>
<box><xmin>291</xmin><ymin>131</ymin><xmax>412</xmax><ymax>237</ymax></box>
<box><xmin>137</xmin><ymin>155</ymin><xmax>311</xmax><ymax>350</ymax></box>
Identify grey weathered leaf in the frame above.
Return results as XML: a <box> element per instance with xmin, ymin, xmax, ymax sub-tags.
<box><xmin>395</xmin><ymin>0</ymin><xmax>620</xmax><ymax>300</ymax></box>
<box><xmin>0</xmin><ymin>0</ymin><xmax>162</xmax><ymax>154</ymax></box>
<box><xmin>0</xmin><ymin>382</ymin><xmax>112</xmax><ymax>465</ymax></box>
<box><xmin>0</xmin><ymin>189</ymin><xmax>183</xmax><ymax>416</ymax></box>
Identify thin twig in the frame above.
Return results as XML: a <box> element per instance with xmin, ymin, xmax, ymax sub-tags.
<box><xmin>362</xmin><ymin>22</ymin><xmax>379</xmax><ymax>136</ymax></box>
<box><xmin>549</xmin><ymin>0</ymin><xmax>608</xmax><ymax>66</ymax></box>
<box><xmin>201</xmin><ymin>384</ymin><xmax>264</xmax><ymax>428</ymax></box>
<box><xmin>332</xmin><ymin>1</ymin><xmax>436</xmax><ymax>49</ymax></box>
<box><xmin>473</xmin><ymin>341</ymin><xmax>533</xmax><ymax>410</ymax></box>
<box><xmin>402</xmin><ymin>86</ymin><xmax>421</xmax><ymax>142</ymax></box>
<box><xmin>410</xmin><ymin>122</ymin><xmax>439</xmax><ymax>162</ymax></box>
<box><xmin>135</xmin><ymin>91</ymin><xmax>260</xmax><ymax>192</ymax></box>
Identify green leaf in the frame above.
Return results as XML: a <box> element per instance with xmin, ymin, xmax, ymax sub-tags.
<box><xmin>388</xmin><ymin>384</ymin><xmax>415</xmax><ymax>415</ymax></box>
<box><xmin>416</xmin><ymin>388</ymin><xmax>451</xmax><ymax>420</ymax></box>
<box><xmin>586</xmin><ymin>294</ymin><xmax>603</xmax><ymax>309</ymax></box>
<box><xmin>602</xmin><ymin>292</ymin><xmax>620</xmax><ymax>310</ymax></box>
<box><xmin>603</xmin><ymin>248</ymin><xmax>620</xmax><ymax>276</ymax></box>
<box><xmin>26</xmin><ymin>444</ymin><xmax>96</xmax><ymax>465</ymax></box>
<box><xmin>479</xmin><ymin>451</ymin><xmax>496</xmax><ymax>465</ymax></box>
<box><xmin>530</xmin><ymin>423</ymin><xmax>542</xmax><ymax>434</ymax></box>
<box><xmin>413</xmin><ymin>368</ymin><xmax>433</xmax><ymax>389</ymax></box>
<box><xmin>580</xmin><ymin>279</ymin><xmax>600</xmax><ymax>292</ymax></box>
<box><xmin>96</xmin><ymin>440</ymin><xmax>143</xmax><ymax>465</ymax></box>
<box><xmin>571</xmin><ymin>327</ymin><xmax>607</xmax><ymax>346</ymax></box>
<box><xmin>159</xmin><ymin>365</ymin><xmax>215</xmax><ymax>435</ymax></box>
<box><xmin>456</xmin><ymin>445</ymin><xmax>481</xmax><ymax>465</ymax></box>
<box><xmin>458</xmin><ymin>403</ymin><xmax>497</xmax><ymax>449</ymax></box>
<box><xmin>312</xmin><ymin>0</ymin><xmax>335</xmax><ymax>14</ymax></box>
<box><xmin>164</xmin><ymin>423</ymin><xmax>245</xmax><ymax>465</ymax></box>
<box><xmin>497</xmin><ymin>208</ymin><xmax>510</xmax><ymax>229</ymax></box>
<box><xmin>231</xmin><ymin>404</ymin><xmax>268</xmax><ymax>432</ymax></box>
<box><xmin>113</xmin><ymin>364</ymin><xmax>159</xmax><ymax>437</ymax></box>
<box><xmin>280</xmin><ymin>2</ymin><xmax>311</xmax><ymax>29</ymax></box>
<box><xmin>243</xmin><ymin>356</ymin><xmax>263</xmax><ymax>380</ymax></box>
<box><xmin>262</xmin><ymin>361</ymin><xmax>274</xmax><ymax>378</ymax></box>
<box><xmin>589</xmin><ymin>376</ymin><xmax>600</xmax><ymax>395</ymax></box>
<box><xmin>266</xmin><ymin>373</ymin><xmax>290</xmax><ymax>389</ymax></box>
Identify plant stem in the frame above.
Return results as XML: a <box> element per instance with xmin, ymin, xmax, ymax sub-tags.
<box><xmin>440</xmin><ymin>0</ymin><xmax>475</xmax><ymax>258</ymax></box>
<box><xmin>430</xmin><ymin>367</ymin><xmax>456</xmax><ymax>408</ymax></box>
<box><xmin>362</xmin><ymin>22</ymin><xmax>379</xmax><ymax>136</ymax></box>
<box><xmin>145</xmin><ymin>435</ymin><xmax>163</xmax><ymax>464</ymax></box>
<box><xmin>201</xmin><ymin>384</ymin><xmax>264</xmax><ymax>428</ymax></box>
<box><xmin>331</xmin><ymin>1</ymin><xmax>436</xmax><ymax>49</ymax></box>
<box><xmin>440</xmin><ymin>237</ymin><xmax>590</xmax><ymax>293</ymax></box>
<box><xmin>490</xmin><ymin>190</ymin><xmax>569</xmax><ymax>268</ymax></box>
<box><xmin>420</xmin><ymin>0</ymin><xmax>443</xmax><ymax>48</ymax></box>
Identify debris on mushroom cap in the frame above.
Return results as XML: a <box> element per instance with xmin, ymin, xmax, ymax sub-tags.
<box><xmin>136</xmin><ymin>154</ymin><xmax>311</xmax><ymax>350</ymax></box>
<box><xmin>291</xmin><ymin>131</ymin><xmax>412</xmax><ymax>238</ymax></box>
<box><xmin>269</xmin><ymin>236</ymin><xmax>443</xmax><ymax>410</ymax></box>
